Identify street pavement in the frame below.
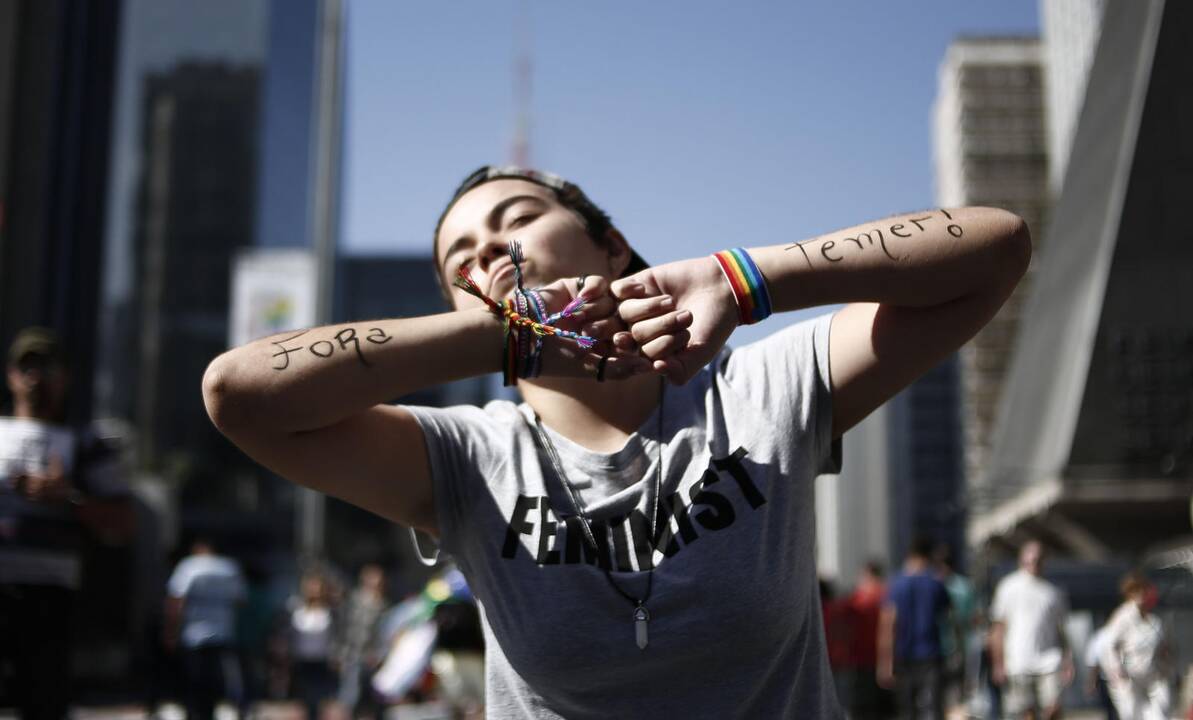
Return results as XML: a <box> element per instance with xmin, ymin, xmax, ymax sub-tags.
<box><xmin>0</xmin><ymin>703</ymin><xmax>1119</xmax><ymax>720</ymax></box>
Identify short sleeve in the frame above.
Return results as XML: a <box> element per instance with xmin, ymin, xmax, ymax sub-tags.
<box><xmin>167</xmin><ymin>562</ymin><xmax>191</xmax><ymax>598</ymax></box>
<box><xmin>989</xmin><ymin>580</ymin><xmax>1008</xmax><ymax>623</ymax></box>
<box><xmin>403</xmin><ymin>403</ymin><xmax>513</xmax><ymax>556</ymax></box>
<box><xmin>721</xmin><ymin>311</ymin><xmax>841</xmax><ymax>474</ymax></box>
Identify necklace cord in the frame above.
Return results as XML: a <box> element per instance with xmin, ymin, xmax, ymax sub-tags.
<box><xmin>531</xmin><ymin>378</ymin><xmax>664</xmax><ymax>608</ymax></box>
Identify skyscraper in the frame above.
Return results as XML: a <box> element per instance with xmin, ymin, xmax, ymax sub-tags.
<box><xmin>973</xmin><ymin>0</ymin><xmax>1193</xmax><ymax>567</ymax></box>
<box><xmin>126</xmin><ymin>63</ymin><xmax>261</xmax><ymax>485</ymax></box>
<box><xmin>933</xmin><ymin>37</ymin><xmax>1050</xmax><ymax>518</ymax></box>
<box><xmin>1041</xmin><ymin>0</ymin><xmax>1106</xmax><ymax>192</ymax></box>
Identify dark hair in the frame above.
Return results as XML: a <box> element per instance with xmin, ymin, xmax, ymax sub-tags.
<box><xmin>933</xmin><ymin>542</ymin><xmax>956</xmax><ymax>570</ymax></box>
<box><xmin>431</xmin><ymin>166</ymin><xmax>647</xmax><ymax>299</ymax></box>
<box><xmin>909</xmin><ymin>534</ymin><xmax>936</xmax><ymax>560</ymax></box>
<box><xmin>863</xmin><ymin>559</ymin><xmax>886</xmax><ymax>578</ymax></box>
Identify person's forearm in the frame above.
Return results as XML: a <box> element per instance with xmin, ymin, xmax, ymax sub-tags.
<box><xmin>989</xmin><ymin>624</ymin><xmax>1006</xmax><ymax>670</ymax></box>
<box><xmin>748</xmin><ymin>207</ymin><xmax>1031</xmax><ymax>311</ymax></box>
<box><xmin>203</xmin><ymin>309</ymin><xmax>502</xmax><ymax>435</ymax></box>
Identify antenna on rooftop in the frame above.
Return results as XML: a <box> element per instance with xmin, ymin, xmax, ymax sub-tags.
<box><xmin>511</xmin><ymin>0</ymin><xmax>532</xmax><ymax>167</ymax></box>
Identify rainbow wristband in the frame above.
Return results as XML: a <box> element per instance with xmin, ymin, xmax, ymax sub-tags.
<box><xmin>712</xmin><ymin>248</ymin><xmax>773</xmax><ymax>325</ymax></box>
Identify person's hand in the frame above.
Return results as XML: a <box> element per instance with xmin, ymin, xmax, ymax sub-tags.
<box><xmin>1061</xmin><ymin>657</ymin><xmax>1075</xmax><ymax>687</ymax></box>
<box><xmin>611</xmin><ymin>256</ymin><xmax>738</xmax><ymax>385</ymax></box>
<box><xmin>14</xmin><ymin>455</ymin><xmax>70</xmax><ymax>503</ymax></box>
<box><xmin>992</xmin><ymin>664</ymin><xmax>1006</xmax><ymax>687</ymax></box>
<box><xmin>530</xmin><ymin>275</ymin><xmax>656</xmax><ymax>381</ymax></box>
<box><xmin>877</xmin><ymin>663</ymin><xmax>895</xmax><ymax>690</ymax></box>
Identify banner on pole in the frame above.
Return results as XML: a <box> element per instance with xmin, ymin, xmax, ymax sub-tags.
<box><xmin>229</xmin><ymin>249</ymin><xmax>319</xmax><ymax>349</ymax></box>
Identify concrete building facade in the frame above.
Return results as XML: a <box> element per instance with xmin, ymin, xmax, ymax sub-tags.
<box><xmin>933</xmin><ymin>37</ymin><xmax>1050</xmax><ymax>520</ymax></box>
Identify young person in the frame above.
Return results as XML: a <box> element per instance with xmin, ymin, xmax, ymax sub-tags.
<box><xmin>203</xmin><ymin>166</ymin><xmax>1030</xmax><ymax>718</ymax></box>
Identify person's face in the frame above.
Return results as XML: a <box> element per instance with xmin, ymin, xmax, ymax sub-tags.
<box><xmin>1020</xmin><ymin>542</ymin><xmax>1043</xmax><ymax>575</ymax></box>
<box><xmin>302</xmin><ymin>576</ymin><xmax>326</xmax><ymax>602</ymax></box>
<box><xmin>6</xmin><ymin>354</ymin><xmax>67</xmax><ymax>417</ymax></box>
<box><xmin>360</xmin><ymin>565</ymin><xmax>384</xmax><ymax>592</ymax></box>
<box><xmin>435</xmin><ymin>179</ymin><xmax>629</xmax><ymax>311</ymax></box>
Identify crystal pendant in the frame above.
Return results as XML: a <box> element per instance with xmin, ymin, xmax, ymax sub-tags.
<box><xmin>634</xmin><ymin>603</ymin><xmax>650</xmax><ymax>649</ymax></box>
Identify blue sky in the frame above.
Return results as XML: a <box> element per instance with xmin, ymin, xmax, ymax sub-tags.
<box><xmin>342</xmin><ymin>1</ymin><xmax>1039</xmax><ymax>265</ymax></box>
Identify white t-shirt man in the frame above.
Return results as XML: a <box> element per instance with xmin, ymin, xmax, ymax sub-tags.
<box><xmin>0</xmin><ymin>417</ymin><xmax>126</xmax><ymax>589</ymax></box>
<box><xmin>991</xmin><ymin>568</ymin><xmax>1068</xmax><ymax>676</ymax></box>
<box><xmin>167</xmin><ymin>553</ymin><xmax>246</xmax><ymax>649</ymax></box>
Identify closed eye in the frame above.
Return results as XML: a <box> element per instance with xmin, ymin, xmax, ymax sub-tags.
<box><xmin>507</xmin><ymin>213</ymin><xmax>538</xmax><ymax>230</ymax></box>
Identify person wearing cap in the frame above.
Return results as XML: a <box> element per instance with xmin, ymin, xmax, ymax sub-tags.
<box><xmin>0</xmin><ymin>327</ymin><xmax>133</xmax><ymax>718</ymax></box>
<box><xmin>203</xmin><ymin>165</ymin><xmax>1030</xmax><ymax>718</ymax></box>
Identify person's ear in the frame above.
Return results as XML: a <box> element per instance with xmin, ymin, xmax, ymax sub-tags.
<box><xmin>604</xmin><ymin>227</ymin><xmax>632</xmax><ymax>277</ymax></box>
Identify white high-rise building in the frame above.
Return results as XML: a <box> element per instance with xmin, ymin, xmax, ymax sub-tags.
<box><xmin>1042</xmin><ymin>0</ymin><xmax>1106</xmax><ymax>192</ymax></box>
<box><xmin>933</xmin><ymin>37</ymin><xmax>1049</xmax><ymax>516</ymax></box>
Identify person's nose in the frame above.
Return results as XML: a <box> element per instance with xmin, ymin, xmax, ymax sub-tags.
<box><xmin>475</xmin><ymin>234</ymin><xmax>509</xmax><ymax>273</ymax></box>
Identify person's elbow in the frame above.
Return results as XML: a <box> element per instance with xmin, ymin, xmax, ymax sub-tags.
<box><xmin>201</xmin><ymin>352</ymin><xmax>257</xmax><ymax>436</ymax></box>
<box><xmin>984</xmin><ymin>208</ymin><xmax>1033</xmax><ymax>288</ymax></box>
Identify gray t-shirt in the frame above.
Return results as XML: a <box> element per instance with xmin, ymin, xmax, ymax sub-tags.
<box><xmin>408</xmin><ymin>312</ymin><xmax>841</xmax><ymax>719</ymax></box>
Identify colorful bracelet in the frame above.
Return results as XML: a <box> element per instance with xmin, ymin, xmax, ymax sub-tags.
<box><xmin>523</xmin><ymin>288</ymin><xmax>548</xmax><ymax>379</ymax></box>
<box><xmin>712</xmin><ymin>248</ymin><xmax>773</xmax><ymax>325</ymax></box>
<box><xmin>453</xmin><ymin>241</ymin><xmax>595</xmax><ymax>386</ymax></box>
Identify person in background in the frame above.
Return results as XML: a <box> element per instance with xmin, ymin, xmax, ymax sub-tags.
<box><xmin>337</xmin><ymin>563</ymin><xmax>389</xmax><ymax>720</ymax></box>
<box><xmin>989</xmin><ymin>540</ymin><xmax>1073</xmax><ymax>720</ymax></box>
<box><xmin>1083</xmin><ymin>621</ymin><xmax>1119</xmax><ymax>720</ymax></box>
<box><xmin>1100</xmin><ymin>573</ymin><xmax>1169</xmax><ymax>720</ymax></box>
<box><xmin>0</xmin><ymin>327</ymin><xmax>134</xmax><ymax>720</ymax></box>
<box><xmin>821</xmin><ymin>577</ymin><xmax>857</xmax><ymax>711</ymax></box>
<box><xmin>878</xmin><ymin>536</ymin><xmax>953</xmax><ymax>720</ymax></box>
<box><xmin>289</xmin><ymin>570</ymin><xmax>339</xmax><ymax>720</ymax></box>
<box><xmin>165</xmin><ymin>537</ymin><xmax>247</xmax><ymax>720</ymax></box>
<box><xmin>933</xmin><ymin>543</ymin><xmax>976</xmax><ymax>711</ymax></box>
<box><xmin>848</xmin><ymin>560</ymin><xmax>894</xmax><ymax>719</ymax></box>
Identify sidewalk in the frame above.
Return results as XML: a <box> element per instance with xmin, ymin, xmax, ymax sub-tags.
<box><xmin>0</xmin><ymin>704</ymin><xmax>1115</xmax><ymax>720</ymax></box>
<box><xmin>3</xmin><ymin>701</ymin><xmax>455</xmax><ymax>720</ymax></box>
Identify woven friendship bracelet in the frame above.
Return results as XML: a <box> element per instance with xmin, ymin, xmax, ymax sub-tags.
<box><xmin>712</xmin><ymin>248</ymin><xmax>773</xmax><ymax>326</ymax></box>
<box><xmin>521</xmin><ymin>288</ymin><xmax>548</xmax><ymax>379</ymax></box>
<box><xmin>453</xmin><ymin>241</ymin><xmax>596</xmax><ymax>386</ymax></box>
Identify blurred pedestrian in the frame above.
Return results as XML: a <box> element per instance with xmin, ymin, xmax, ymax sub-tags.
<box><xmin>165</xmin><ymin>537</ymin><xmax>247</xmax><ymax>720</ymax></box>
<box><xmin>933</xmin><ymin>543</ymin><xmax>976</xmax><ymax>710</ymax></box>
<box><xmin>289</xmin><ymin>570</ymin><xmax>339</xmax><ymax>720</ymax></box>
<box><xmin>0</xmin><ymin>327</ymin><xmax>133</xmax><ymax>720</ymax></box>
<box><xmin>821</xmin><ymin>577</ymin><xmax>857</xmax><ymax>710</ymax></box>
<box><xmin>989</xmin><ymin>540</ymin><xmax>1073</xmax><ymax>720</ymax></box>
<box><xmin>1100</xmin><ymin>573</ymin><xmax>1170</xmax><ymax>720</ymax></box>
<box><xmin>1084</xmin><ymin>623</ymin><xmax>1119</xmax><ymax>720</ymax></box>
<box><xmin>337</xmin><ymin>563</ymin><xmax>389</xmax><ymax>720</ymax></box>
<box><xmin>878</xmin><ymin>536</ymin><xmax>953</xmax><ymax>720</ymax></box>
<box><xmin>848</xmin><ymin>560</ymin><xmax>895</xmax><ymax>719</ymax></box>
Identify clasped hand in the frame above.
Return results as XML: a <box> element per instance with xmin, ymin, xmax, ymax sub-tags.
<box><xmin>534</xmin><ymin>256</ymin><xmax>738</xmax><ymax>385</ymax></box>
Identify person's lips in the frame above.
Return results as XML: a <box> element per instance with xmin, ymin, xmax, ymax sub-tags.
<box><xmin>488</xmin><ymin>262</ymin><xmax>515</xmax><ymax>296</ymax></box>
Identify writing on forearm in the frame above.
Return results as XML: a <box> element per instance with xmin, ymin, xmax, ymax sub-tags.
<box><xmin>270</xmin><ymin>326</ymin><xmax>393</xmax><ymax>370</ymax></box>
<box><xmin>784</xmin><ymin>209</ymin><xmax>964</xmax><ymax>268</ymax></box>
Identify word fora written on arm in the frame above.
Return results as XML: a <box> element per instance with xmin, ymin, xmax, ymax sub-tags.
<box><xmin>270</xmin><ymin>326</ymin><xmax>393</xmax><ymax>370</ymax></box>
<box><xmin>503</xmin><ymin>448</ymin><xmax>763</xmax><ymax>571</ymax></box>
<box><xmin>785</xmin><ymin>208</ymin><xmax>964</xmax><ymax>268</ymax></box>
